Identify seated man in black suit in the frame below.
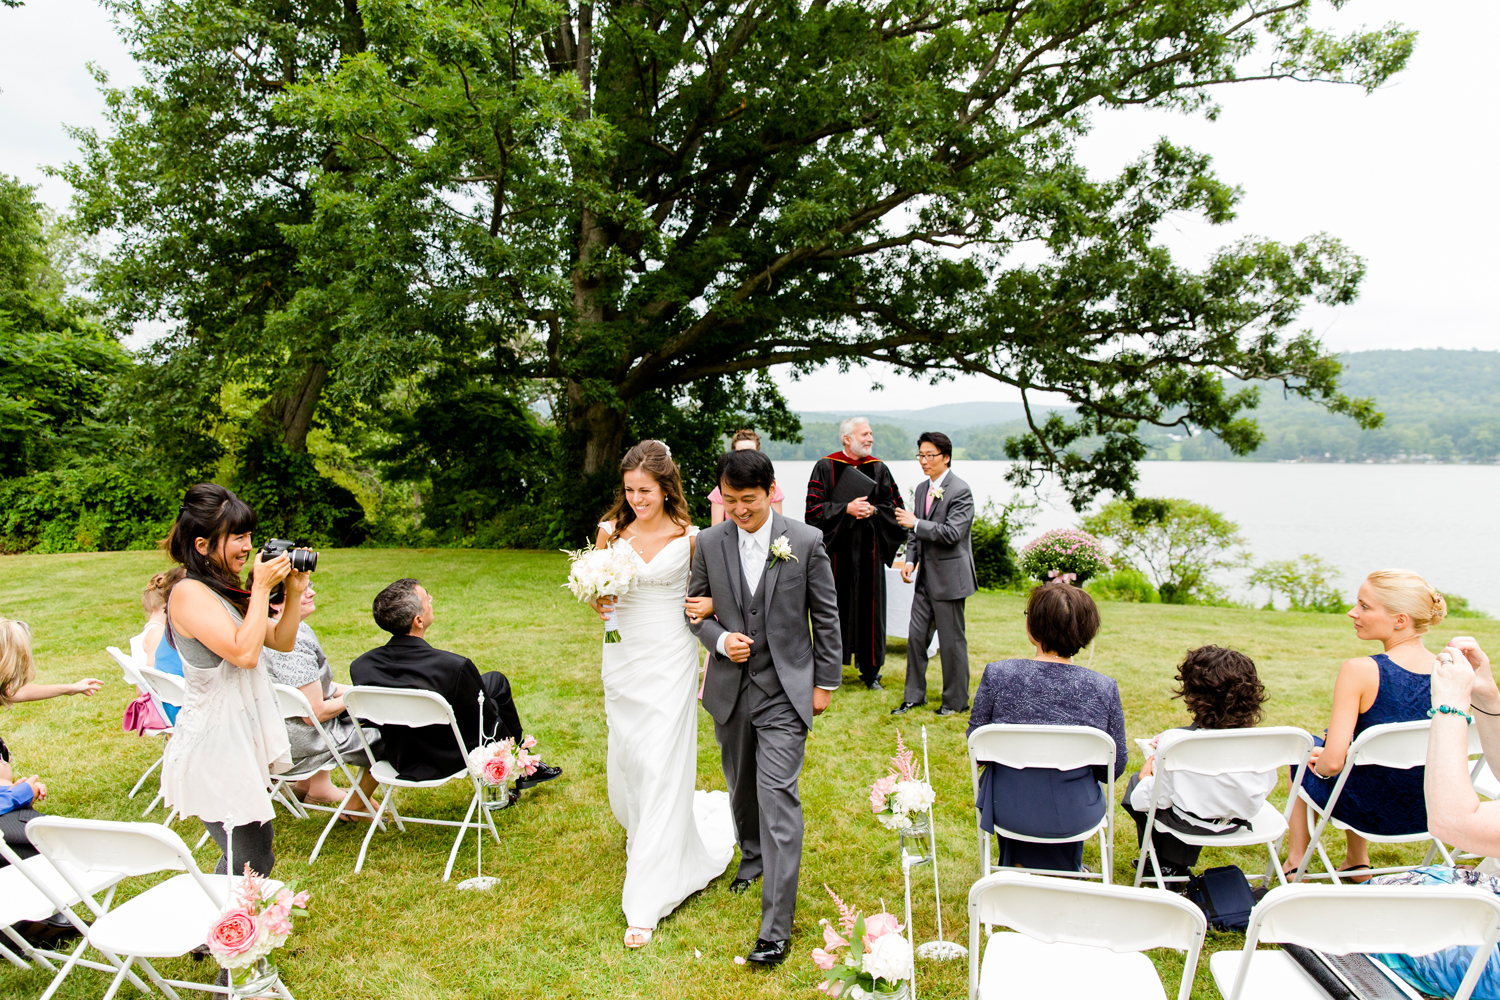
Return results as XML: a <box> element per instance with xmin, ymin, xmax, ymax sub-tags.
<box><xmin>349</xmin><ymin>578</ymin><xmax>561</xmax><ymax>788</ymax></box>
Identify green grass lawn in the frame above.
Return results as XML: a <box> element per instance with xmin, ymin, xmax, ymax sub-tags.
<box><xmin>4</xmin><ymin>549</ymin><xmax>1497</xmax><ymax>999</ymax></box>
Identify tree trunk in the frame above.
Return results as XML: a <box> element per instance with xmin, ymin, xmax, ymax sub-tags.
<box><xmin>257</xmin><ymin>361</ymin><xmax>328</xmax><ymax>452</ymax></box>
<box><xmin>566</xmin><ymin>380</ymin><xmax>627</xmax><ymax>475</ymax></box>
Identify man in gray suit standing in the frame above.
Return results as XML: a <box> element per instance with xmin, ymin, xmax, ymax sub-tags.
<box><xmin>892</xmin><ymin>431</ymin><xmax>977</xmax><ymax>717</ymax></box>
<box><xmin>688</xmin><ymin>448</ymin><xmax>842</xmax><ymax>966</ymax></box>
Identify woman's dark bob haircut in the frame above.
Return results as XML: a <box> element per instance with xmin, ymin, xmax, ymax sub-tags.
<box><xmin>163</xmin><ymin>483</ymin><xmax>257</xmax><ymax>611</ymax></box>
<box><xmin>1024</xmin><ymin>582</ymin><xmax>1100</xmax><ymax>658</ymax></box>
<box><xmin>1174</xmin><ymin>645</ymin><xmax>1267</xmax><ymax>730</ymax></box>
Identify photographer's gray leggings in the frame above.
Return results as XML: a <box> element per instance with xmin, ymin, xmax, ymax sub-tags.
<box><xmin>202</xmin><ymin>819</ymin><xmax>275</xmax><ymax>878</ymax></box>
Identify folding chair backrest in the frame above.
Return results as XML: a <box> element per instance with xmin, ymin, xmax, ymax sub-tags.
<box><xmin>345</xmin><ymin>686</ymin><xmax>458</xmax><ymax>730</ymax></box>
<box><xmin>968</xmin><ymin>724</ymin><xmax>1116</xmax><ymax>772</ymax></box>
<box><xmin>274</xmin><ymin>682</ymin><xmax>315</xmax><ymax>720</ymax></box>
<box><xmin>27</xmin><ymin>817</ymin><xmax>196</xmax><ymax>880</ymax></box>
<box><xmin>970</xmin><ymin>872</ymin><xmax>1206</xmax><ymax>953</ymax></box>
<box><xmin>138</xmin><ymin>666</ymin><xmax>187</xmax><ymax>708</ymax></box>
<box><xmin>107</xmin><ymin>645</ymin><xmax>144</xmax><ymax>687</ymax></box>
<box><xmin>1158</xmin><ymin>727</ymin><xmax>1313</xmax><ymax>776</ymax></box>
<box><xmin>1250</xmin><ymin>882</ymin><xmax>1500</xmax><ymax>956</ymax></box>
<box><xmin>128</xmin><ymin>631</ymin><xmax>148</xmax><ymax>665</ymax></box>
<box><xmin>1350</xmin><ymin>720</ymin><xmax>1481</xmax><ymax>770</ymax></box>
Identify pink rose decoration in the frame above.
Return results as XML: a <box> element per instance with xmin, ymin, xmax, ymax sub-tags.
<box><xmin>483</xmin><ymin>755</ymin><xmax>514</xmax><ymax>784</ymax></box>
<box><xmin>862</xmin><ymin>912</ymin><xmax>902</xmax><ymax>947</ymax></box>
<box><xmin>811</xmin><ymin>947</ymin><xmax>837</xmax><ymax>971</ymax></box>
<box><xmin>207</xmin><ymin>909</ymin><xmax>259</xmax><ymax>958</ymax></box>
<box><xmin>822</xmin><ymin>924</ymin><xmax>848</xmax><ymax>950</ymax></box>
<box><xmin>869</xmin><ymin>775</ymin><xmax>897</xmax><ymax>813</ymax></box>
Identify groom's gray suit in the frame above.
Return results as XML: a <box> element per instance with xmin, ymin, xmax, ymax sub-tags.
<box><xmin>688</xmin><ymin>511</ymin><xmax>842</xmax><ymax>941</ymax></box>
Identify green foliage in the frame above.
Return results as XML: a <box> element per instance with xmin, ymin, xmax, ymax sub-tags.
<box><xmin>1083</xmin><ymin>497</ymin><xmax>1246</xmax><ymax>604</ymax></box>
<box><xmin>1248</xmin><ymin>554</ymin><xmax>1346</xmax><ymax>612</ymax></box>
<box><xmin>233</xmin><ymin>439</ymin><xmax>367</xmax><ymax>548</ymax></box>
<box><xmin>1444</xmin><ymin>592</ymin><xmax>1493</xmax><ymax>620</ymax></box>
<box><xmin>970</xmin><ymin>500</ymin><xmax>1033</xmax><ymax>591</ymax></box>
<box><xmin>1088</xmin><ymin>568</ymin><xmax>1162</xmax><ymax>604</ymax></box>
<box><xmin>0</xmin><ymin>466</ymin><xmax>175</xmax><ymax>553</ymax></box>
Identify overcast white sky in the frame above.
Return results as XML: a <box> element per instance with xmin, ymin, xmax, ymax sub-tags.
<box><xmin>2</xmin><ymin>0</ymin><xmax>1495</xmax><ymax>412</ymax></box>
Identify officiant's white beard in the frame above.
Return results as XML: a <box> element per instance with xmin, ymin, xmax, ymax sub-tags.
<box><xmin>843</xmin><ymin>429</ymin><xmax>873</xmax><ymax>459</ymax></box>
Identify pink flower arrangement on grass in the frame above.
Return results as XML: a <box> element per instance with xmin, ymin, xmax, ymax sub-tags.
<box><xmin>868</xmin><ymin>731</ymin><xmax>934</xmax><ymax>832</ymax></box>
<box><xmin>1018</xmin><ymin>528</ymin><xmax>1112</xmax><ymax>583</ymax></box>
<box><xmin>811</xmin><ymin>885</ymin><xmax>913</xmax><ymax>996</ymax></box>
<box><xmin>206</xmin><ymin>866</ymin><xmax>310</xmax><ymax>971</ymax></box>
<box><xmin>467</xmin><ymin>736</ymin><xmax>541</xmax><ymax>790</ymax></box>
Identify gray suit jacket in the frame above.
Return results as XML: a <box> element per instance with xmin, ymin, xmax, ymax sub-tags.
<box><xmin>688</xmin><ymin>512</ymin><xmax>842</xmax><ymax>728</ymax></box>
<box><xmin>907</xmin><ymin>472</ymin><xmax>978</xmax><ymax>601</ymax></box>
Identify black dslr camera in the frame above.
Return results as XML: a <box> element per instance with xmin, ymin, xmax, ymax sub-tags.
<box><xmin>260</xmin><ymin>538</ymin><xmax>318</xmax><ymax>573</ymax></box>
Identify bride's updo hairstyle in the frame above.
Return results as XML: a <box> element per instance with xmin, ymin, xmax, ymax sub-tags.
<box><xmin>1364</xmin><ymin>569</ymin><xmax>1447</xmax><ymax>635</ymax></box>
<box><xmin>602</xmin><ymin>440</ymin><xmax>692</xmax><ymax>533</ymax></box>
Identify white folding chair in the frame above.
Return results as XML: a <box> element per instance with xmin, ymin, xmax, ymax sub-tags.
<box><xmin>267</xmin><ymin>683</ymin><xmax>386</xmax><ymax>863</ymax></box>
<box><xmin>107</xmin><ymin>645</ymin><xmax>176</xmax><ymax>804</ymax></box>
<box><xmin>343</xmin><ymin>686</ymin><xmax>500</xmax><ymax>881</ymax></box>
<box><xmin>1212</xmin><ymin>882</ymin><xmax>1500</xmax><ymax>1000</ymax></box>
<box><xmin>1292</xmin><ymin>720</ymin><xmax>1482</xmax><ymax>882</ymax></box>
<box><xmin>0</xmin><ymin>838</ymin><xmax>156</xmax><ymax>1000</ymax></box>
<box><xmin>136</xmin><ymin>667</ymin><xmax>190</xmax><ymax>820</ymax></box>
<box><xmin>968</xmin><ymin>724</ymin><xmax>1117</xmax><ymax>883</ymax></box>
<box><xmin>26</xmin><ymin>816</ymin><xmax>298</xmax><ymax>1000</ymax></box>
<box><xmin>1132</xmin><ymin>727</ymin><xmax>1314</xmax><ymax>891</ymax></box>
<box><xmin>967</xmin><ymin>871</ymin><xmax>1206</xmax><ymax>1000</ymax></box>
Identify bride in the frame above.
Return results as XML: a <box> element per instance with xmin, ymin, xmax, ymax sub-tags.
<box><xmin>590</xmin><ymin>439</ymin><xmax>735</xmax><ymax>948</ymax></box>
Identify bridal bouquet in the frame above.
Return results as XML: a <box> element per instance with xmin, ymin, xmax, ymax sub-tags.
<box><xmin>811</xmin><ymin>885</ymin><xmax>913</xmax><ymax>997</ymax></box>
<box><xmin>562</xmin><ymin>541</ymin><xmax>639</xmax><ymax>642</ymax></box>
<box><xmin>207</xmin><ymin>865</ymin><xmax>310</xmax><ymax>971</ymax></box>
<box><xmin>868</xmin><ymin>731</ymin><xmax>935</xmax><ymax>832</ymax></box>
<box><xmin>467</xmin><ymin>736</ymin><xmax>541</xmax><ymax>791</ymax></box>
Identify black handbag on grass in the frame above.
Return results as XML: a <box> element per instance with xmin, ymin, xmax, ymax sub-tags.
<box><xmin>1185</xmin><ymin>865</ymin><xmax>1256</xmax><ymax>932</ymax></box>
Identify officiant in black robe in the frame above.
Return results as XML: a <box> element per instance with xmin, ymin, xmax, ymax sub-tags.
<box><xmin>803</xmin><ymin>418</ymin><xmax>906</xmax><ymax>688</ymax></box>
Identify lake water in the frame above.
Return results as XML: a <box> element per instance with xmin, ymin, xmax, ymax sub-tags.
<box><xmin>770</xmin><ymin>460</ymin><xmax>1500</xmax><ymax>614</ymax></box>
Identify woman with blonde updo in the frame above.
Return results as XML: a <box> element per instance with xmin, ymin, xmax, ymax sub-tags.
<box><xmin>1284</xmin><ymin>569</ymin><xmax>1448</xmax><ymax>879</ymax></box>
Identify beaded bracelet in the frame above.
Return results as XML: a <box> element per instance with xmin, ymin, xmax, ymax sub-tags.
<box><xmin>1429</xmin><ymin>704</ymin><xmax>1474</xmax><ymax>724</ymax></box>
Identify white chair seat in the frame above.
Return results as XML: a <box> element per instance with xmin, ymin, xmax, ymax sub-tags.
<box><xmin>1211</xmin><ymin>949</ymin><xmax>1334</xmax><ymax>999</ymax></box>
<box><xmin>1158</xmin><ymin>800</ymin><xmax>1289</xmax><ymax>848</ymax></box>
<box><xmin>982</xmin><ymin>931</ymin><xmax>1168</xmax><ymax>999</ymax></box>
<box><xmin>0</xmin><ymin>856</ymin><xmax>121</xmax><ymax>924</ymax></box>
<box><xmin>368</xmin><ymin>759</ymin><xmax>468</xmax><ymax>788</ymax></box>
<box><xmin>88</xmin><ymin>873</ymin><xmax>283</xmax><ymax>959</ymax></box>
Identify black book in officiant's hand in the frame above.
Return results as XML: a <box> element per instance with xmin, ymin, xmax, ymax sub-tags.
<box><xmin>826</xmin><ymin>465</ymin><xmax>878</xmax><ymax>511</ymax></box>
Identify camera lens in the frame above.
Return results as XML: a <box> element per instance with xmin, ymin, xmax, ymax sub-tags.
<box><xmin>291</xmin><ymin>549</ymin><xmax>318</xmax><ymax>573</ymax></box>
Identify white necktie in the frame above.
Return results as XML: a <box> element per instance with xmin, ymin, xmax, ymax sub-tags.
<box><xmin>741</xmin><ymin>532</ymin><xmax>765</xmax><ymax>595</ymax></box>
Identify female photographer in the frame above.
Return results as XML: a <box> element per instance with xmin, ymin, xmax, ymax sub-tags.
<box><xmin>160</xmin><ymin>483</ymin><xmax>306</xmax><ymax>879</ymax></box>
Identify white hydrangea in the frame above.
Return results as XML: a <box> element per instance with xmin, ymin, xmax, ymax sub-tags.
<box><xmin>892</xmin><ymin>780</ymin><xmax>934</xmax><ymax>816</ymax></box>
<box><xmin>862</xmin><ymin>931</ymin><xmax>913</xmax><ymax>985</ymax></box>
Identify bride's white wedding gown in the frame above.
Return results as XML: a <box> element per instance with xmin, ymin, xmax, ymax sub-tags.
<box><xmin>601</xmin><ymin>524</ymin><xmax>734</xmax><ymax>929</ymax></box>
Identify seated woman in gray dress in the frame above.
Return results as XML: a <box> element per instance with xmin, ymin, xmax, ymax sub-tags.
<box><xmin>263</xmin><ymin>584</ymin><xmax>381</xmax><ymax>811</ymax></box>
<box><xmin>967</xmin><ymin>583</ymin><xmax>1128</xmax><ymax>873</ymax></box>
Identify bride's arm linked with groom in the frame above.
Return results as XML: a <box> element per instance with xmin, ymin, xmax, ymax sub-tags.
<box><xmin>684</xmin><ymin>447</ymin><xmax>844</xmax><ymax>964</ymax></box>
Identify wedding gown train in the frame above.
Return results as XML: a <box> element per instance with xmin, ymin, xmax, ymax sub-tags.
<box><xmin>600</xmin><ymin>524</ymin><xmax>734</xmax><ymax>930</ymax></box>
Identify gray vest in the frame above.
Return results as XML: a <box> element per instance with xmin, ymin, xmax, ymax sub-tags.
<box><xmin>741</xmin><ymin>570</ymin><xmax>782</xmax><ymax>696</ymax></box>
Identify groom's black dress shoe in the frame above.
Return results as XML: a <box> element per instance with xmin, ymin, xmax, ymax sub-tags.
<box><xmin>517</xmin><ymin>761</ymin><xmax>563</xmax><ymax>789</ymax></box>
<box><xmin>746</xmin><ymin>938</ymin><xmax>790</xmax><ymax>965</ymax></box>
<box><xmin>730</xmin><ymin>875</ymin><xmax>761</xmax><ymax>894</ymax></box>
<box><xmin>890</xmin><ymin>701</ymin><xmax>922</xmax><ymax>716</ymax></box>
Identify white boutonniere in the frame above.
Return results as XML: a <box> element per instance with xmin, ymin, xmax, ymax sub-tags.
<box><xmin>930</xmin><ymin>485</ymin><xmax>945</xmax><ymax>501</ymax></box>
<box><xmin>769</xmin><ymin>535</ymin><xmax>798</xmax><ymax>565</ymax></box>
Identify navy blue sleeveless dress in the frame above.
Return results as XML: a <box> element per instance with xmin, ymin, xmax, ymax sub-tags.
<box><xmin>1300</xmin><ymin>653</ymin><xmax>1431</xmax><ymax>836</ymax></box>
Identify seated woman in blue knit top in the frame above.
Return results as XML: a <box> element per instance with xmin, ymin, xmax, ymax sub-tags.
<box><xmin>1284</xmin><ymin>568</ymin><xmax>1447</xmax><ymax>879</ymax></box>
<box><xmin>967</xmin><ymin>583</ymin><xmax>1128</xmax><ymax>873</ymax></box>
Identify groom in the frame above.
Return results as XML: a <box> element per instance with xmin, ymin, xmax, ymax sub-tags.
<box><xmin>689</xmin><ymin>448</ymin><xmax>842</xmax><ymax>965</ymax></box>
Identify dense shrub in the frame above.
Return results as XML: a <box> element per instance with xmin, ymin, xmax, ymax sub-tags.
<box><xmin>1017</xmin><ymin>528</ymin><xmax>1112</xmax><ymax>584</ymax></box>
<box><xmin>970</xmin><ymin>501</ymin><xmax>1025</xmax><ymax>590</ymax></box>
<box><xmin>0</xmin><ymin>465</ymin><xmax>175</xmax><ymax>553</ymax></box>
<box><xmin>1248</xmin><ymin>554</ymin><xmax>1345</xmax><ymax>612</ymax></box>
<box><xmin>235</xmin><ymin>438</ymin><xmax>367</xmax><ymax>548</ymax></box>
<box><xmin>1087</xmin><ymin>568</ymin><xmax>1160</xmax><ymax>603</ymax></box>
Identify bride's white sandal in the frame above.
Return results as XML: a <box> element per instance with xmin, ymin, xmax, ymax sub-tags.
<box><xmin>624</xmin><ymin>926</ymin><xmax>654</xmax><ymax>949</ymax></box>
